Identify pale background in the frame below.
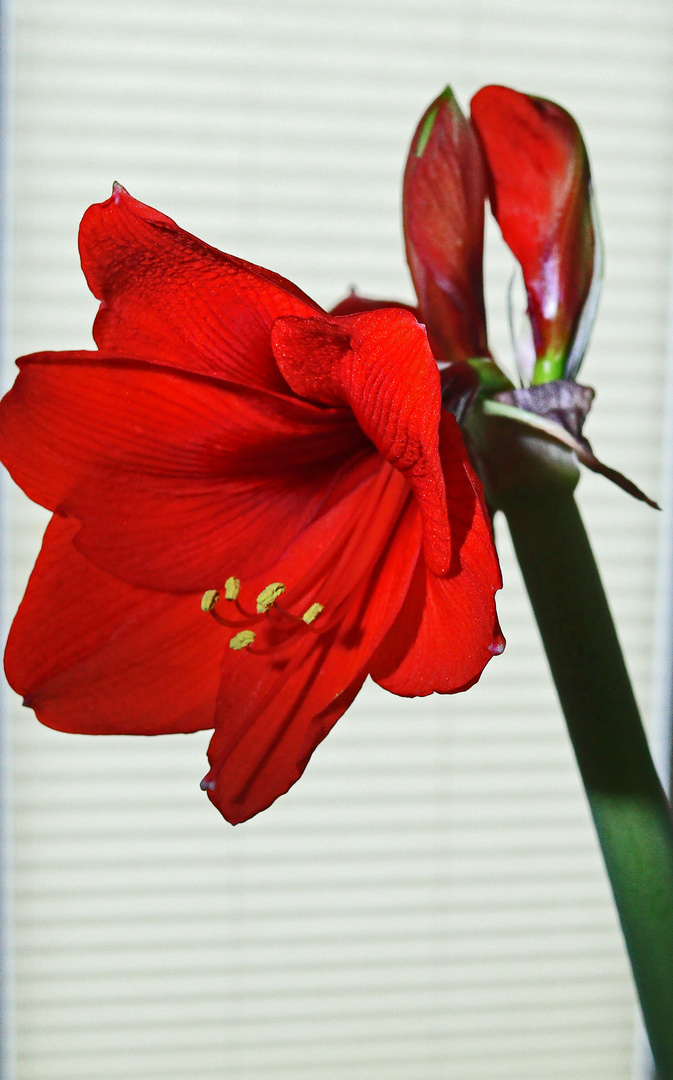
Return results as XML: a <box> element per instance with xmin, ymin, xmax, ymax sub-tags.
<box><xmin>2</xmin><ymin>1</ymin><xmax>673</xmax><ymax>1078</ymax></box>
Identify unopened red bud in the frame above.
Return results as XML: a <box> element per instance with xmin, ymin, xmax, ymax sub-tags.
<box><xmin>403</xmin><ymin>87</ymin><xmax>490</xmax><ymax>366</ymax></box>
<box><xmin>470</xmin><ymin>85</ymin><xmax>599</xmax><ymax>382</ymax></box>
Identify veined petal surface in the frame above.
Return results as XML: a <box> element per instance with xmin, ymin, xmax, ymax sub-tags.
<box><xmin>205</xmin><ymin>467</ymin><xmax>422</xmax><ymax>823</ymax></box>
<box><xmin>79</xmin><ymin>184</ymin><xmax>322</xmax><ymax>391</ymax></box>
<box><xmin>272</xmin><ymin>308</ymin><xmax>452</xmax><ymax>575</ymax></box>
<box><xmin>371</xmin><ymin>414</ymin><xmax>504</xmax><ymax>695</ymax></box>
<box><xmin>0</xmin><ymin>351</ymin><xmax>372</xmax><ymax>591</ymax></box>
<box><xmin>6</xmin><ymin>516</ymin><xmax>222</xmax><ymax>734</ymax></box>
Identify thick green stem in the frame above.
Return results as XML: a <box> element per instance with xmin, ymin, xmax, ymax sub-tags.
<box><xmin>471</xmin><ymin>415</ymin><xmax>673</xmax><ymax>1077</ymax></box>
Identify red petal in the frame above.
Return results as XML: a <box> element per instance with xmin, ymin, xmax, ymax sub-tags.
<box><xmin>403</xmin><ymin>88</ymin><xmax>490</xmax><ymax>363</ymax></box>
<box><xmin>203</xmin><ymin>467</ymin><xmax>422</xmax><ymax>824</ymax></box>
<box><xmin>5</xmin><ymin>515</ymin><xmax>222</xmax><ymax>733</ymax></box>
<box><xmin>470</xmin><ymin>85</ymin><xmax>595</xmax><ymax>366</ymax></box>
<box><xmin>272</xmin><ymin>307</ymin><xmax>453</xmax><ymax>575</ymax></box>
<box><xmin>78</xmin><ymin>184</ymin><xmax>322</xmax><ymax>391</ymax></box>
<box><xmin>0</xmin><ymin>353</ymin><xmax>371</xmax><ymax>592</ymax></box>
<box><xmin>370</xmin><ymin>412</ymin><xmax>503</xmax><ymax>695</ymax></box>
<box><xmin>329</xmin><ymin>292</ymin><xmax>419</xmax><ymax>318</ymax></box>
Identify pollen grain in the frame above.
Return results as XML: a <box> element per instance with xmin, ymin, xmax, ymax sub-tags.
<box><xmin>256</xmin><ymin>582</ymin><xmax>286</xmax><ymax>614</ymax></box>
<box><xmin>229</xmin><ymin>629</ymin><xmax>256</xmax><ymax>651</ymax></box>
<box><xmin>302</xmin><ymin>602</ymin><xmax>324</xmax><ymax>624</ymax></box>
<box><xmin>200</xmin><ymin>589</ymin><xmax>220</xmax><ymax>613</ymax></box>
<box><xmin>224</xmin><ymin>576</ymin><xmax>241</xmax><ymax>601</ymax></box>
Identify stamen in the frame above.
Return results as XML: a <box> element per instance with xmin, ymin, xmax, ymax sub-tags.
<box><xmin>201</xmin><ymin>589</ymin><xmax>220</xmax><ymax>613</ymax></box>
<box><xmin>229</xmin><ymin>629</ymin><xmax>256</xmax><ymax>651</ymax></box>
<box><xmin>256</xmin><ymin>582</ymin><xmax>286</xmax><ymax>614</ymax></box>
<box><xmin>281</xmin><ymin>463</ymin><xmax>402</xmax><ymax>612</ymax></box>
<box><xmin>302</xmin><ymin>602</ymin><xmax>324</xmax><ymax>624</ymax></box>
<box><xmin>224</xmin><ymin>576</ymin><xmax>241</xmax><ymax>601</ymax></box>
<box><xmin>200</xmin><ymin>776</ymin><xmax>216</xmax><ymax>792</ymax></box>
<box><xmin>204</xmin><ymin>468</ymin><xmax>409</xmax><ymax>666</ymax></box>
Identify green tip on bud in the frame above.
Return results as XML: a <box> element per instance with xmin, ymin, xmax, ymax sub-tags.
<box><xmin>415</xmin><ymin>104</ymin><xmax>440</xmax><ymax>158</ymax></box>
<box><xmin>414</xmin><ymin>89</ymin><xmax>458</xmax><ymax>158</ymax></box>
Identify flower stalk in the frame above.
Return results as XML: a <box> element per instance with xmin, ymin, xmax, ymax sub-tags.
<box><xmin>469</xmin><ymin>409</ymin><xmax>673</xmax><ymax>1078</ymax></box>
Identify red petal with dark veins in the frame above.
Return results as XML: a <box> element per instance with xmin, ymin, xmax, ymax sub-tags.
<box><xmin>204</xmin><ymin>467</ymin><xmax>422</xmax><ymax>824</ymax></box>
<box><xmin>0</xmin><ymin>352</ymin><xmax>372</xmax><ymax>592</ymax></box>
<box><xmin>403</xmin><ymin>88</ymin><xmax>490</xmax><ymax>364</ymax></box>
<box><xmin>5</xmin><ymin>515</ymin><xmax>223</xmax><ymax>733</ymax></box>
<box><xmin>470</xmin><ymin>85</ymin><xmax>594</xmax><ymax>363</ymax></box>
<box><xmin>370</xmin><ymin>412</ymin><xmax>503</xmax><ymax>695</ymax></box>
<box><xmin>272</xmin><ymin>307</ymin><xmax>453</xmax><ymax>576</ymax></box>
<box><xmin>79</xmin><ymin>184</ymin><xmax>323</xmax><ymax>392</ymax></box>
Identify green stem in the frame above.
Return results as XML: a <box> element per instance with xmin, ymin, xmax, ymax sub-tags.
<box><xmin>471</xmin><ymin>416</ymin><xmax>673</xmax><ymax>1077</ymax></box>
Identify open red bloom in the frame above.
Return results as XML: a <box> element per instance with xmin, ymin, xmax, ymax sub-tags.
<box><xmin>0</xmin><ymin>185</ymin><xmax>503</xmax><ymax>824</ymax></box>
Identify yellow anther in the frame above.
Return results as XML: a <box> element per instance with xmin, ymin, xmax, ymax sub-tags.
<box><xmin>302</xmin><ymin>602</ymin><xmax>324</xmax><ymax>625</ymax></box>
<box><xmin>256</xmin><ymin>582</ymin><xmax>286</xmax><ymax>614</ymax></box>
<box><xmin>229</xmin><ymin>630</ymin><xmax>256</xmax><ymax>651</ymax></box>
<box><xmin>201</xmin><ymin>589</ymin><xmax>220</xmax><ymax>613</ymax></box>
<box><xmin>224</xmin><ymin>576</ymin><xmax>241</xmax><ymax>601</ymax></box>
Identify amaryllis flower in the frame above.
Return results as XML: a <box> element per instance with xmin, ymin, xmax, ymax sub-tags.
<box><xmin>0</xmin><ymin>185</ymin><xmax>503</xmax><ymax>824</ymax></box>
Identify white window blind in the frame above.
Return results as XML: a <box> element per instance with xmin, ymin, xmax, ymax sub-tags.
<box><xmin>4</xmin><ymin>1</ymin><xmax>673</xmax><ymax>1078</ymax></box>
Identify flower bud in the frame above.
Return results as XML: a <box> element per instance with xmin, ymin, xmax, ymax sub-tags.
<box><xmin>403</xmin><ymin>87</ymin><xmax>490</xmax><ymax>365</ymax></box>
<box><xmin>470</xmin><ymin>85</ymin><xmax>600</xmax><ymax>382</ymax></box>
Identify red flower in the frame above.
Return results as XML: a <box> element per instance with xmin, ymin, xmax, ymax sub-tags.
<box><xmin>0</xmin><ymin>185</ymin><xmax>503</xmax><ymax>824</ymax></box>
